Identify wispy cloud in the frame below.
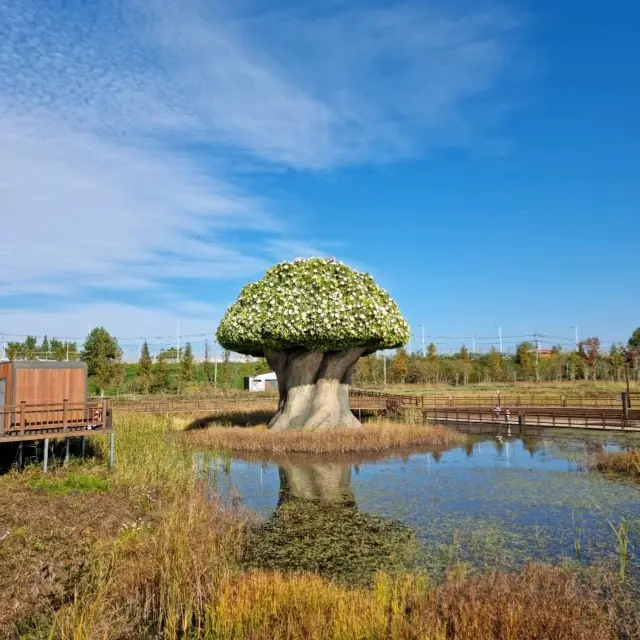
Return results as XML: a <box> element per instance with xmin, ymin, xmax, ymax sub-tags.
<box><xmin>0</xmin><ymin>0</ymin><xmax>524</xmax><ymax>328</ymax></box>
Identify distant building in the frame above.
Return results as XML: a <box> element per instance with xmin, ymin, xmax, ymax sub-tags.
<box><xmin>244</xmin><ymin>371</ymin><xmax>278</xmax><ymax>392</ymax></box>
<box><xmin>537</xmin><ymin>348</ymin><xmax>556</xmax><ymax>359</ymax></box>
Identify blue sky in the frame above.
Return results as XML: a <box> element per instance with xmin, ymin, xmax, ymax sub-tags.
<box><xmin>0</xmin><ymin>0</ymin><xmax>638</xmax><ymax>360</ymax></box>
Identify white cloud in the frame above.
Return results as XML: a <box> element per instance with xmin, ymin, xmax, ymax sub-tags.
<box><xmin>0</xmin><ymin>116</ymin><xmax>276</xmax><ymax>295</ymax></box>
<box><xmin>134</xmin><ymin>0</ymin><xmax>524</xmax><ymax>167</ymax></box>
<box><xmin>0</xmin><ymin>301</ymin><xmax>221</xmax><ymax>360</ymax></box>
<box><xmin>0</xmin><ymin>0</ymin><xmax>525</xmax><ymax>330</ymax></box>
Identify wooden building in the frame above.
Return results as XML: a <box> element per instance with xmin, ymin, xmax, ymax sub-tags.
<box><xmin>0</xmin><ymin>360</ymin><xmax>87</xmax><ymax>409</ymax></box>
<box><xmin>0</xmin><ymin>361</ymin><xmax>113</xmax><ymax>471</ymax></box>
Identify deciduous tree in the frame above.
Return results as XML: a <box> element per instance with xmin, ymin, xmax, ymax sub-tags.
<box><xmin>579</xmin><ymin>337</ymin><xmax>600</xmax><ymax>381</ymax></box>
<box><xmin>390</xmin><ymin>348</ymin><xmax>409</xmax><ymax>384</ymax></box>
<box><xmin>82</xmin><ymin>328</ymin><xmax>122</xmax><ymax>394</ymax></box>
<box><xmin>628</xmin><ymin>327</ymin><xmax>640</xmax><ymax>351</ymax></box>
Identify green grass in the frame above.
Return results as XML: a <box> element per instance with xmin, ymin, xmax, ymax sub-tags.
<box><xmin>28</xmin><ymin>472</ymin><xmax>109</xmax><ymax>494</ymax></box>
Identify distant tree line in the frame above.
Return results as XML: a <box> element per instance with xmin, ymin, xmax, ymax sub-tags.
<box><xmin>354</xmin><ymin>331</ymin><xmax>640</xmax><ymax>386</ymax></box>
<box><xmin>3</xmin><ymin>328</ymin><xmax>270</xmax><ymax>395</ymax></box>
<box><xmin>5</xmin><ymin>326</ymin><xmax>640</xmax><ymax>393</ymax></box>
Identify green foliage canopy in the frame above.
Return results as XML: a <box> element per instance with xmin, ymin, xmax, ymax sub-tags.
<box><xmin>217</xmin><ymin>258</ymin><xmax>410</xmax><ymax>355</ymax></box>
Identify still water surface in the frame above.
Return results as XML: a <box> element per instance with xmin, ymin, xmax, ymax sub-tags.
<box><xmin>200</xmin><ymin>430</ymin><xmax>640</xmax><ymax>583</ymax></box>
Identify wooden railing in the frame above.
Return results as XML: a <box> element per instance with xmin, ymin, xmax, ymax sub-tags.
<box><xmin>0</xmin><ymin>400</ymin><xmax>112</xmax><ymax>441</ymax></box>
<box><xmin>110</xmin><ymin>397</ymin><xmax>277</xmax><ymax>413</ymax></box>
<box><xmin>109</xmin><ymin>390</ymin><xmax>629</xmax><ymax>414</ymax></box>
<box><xmin>351</xmin><ymin>390</ymin><xmax>625</xmax><ymax>409</ymax></box>
<box><xmin>423</xmin><ymin>406</ymin><xmax>640</xmax><ymax>431</ymax></box>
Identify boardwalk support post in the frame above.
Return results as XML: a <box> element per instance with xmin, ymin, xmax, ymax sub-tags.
<box><xmin>64</xmin><ymin>438</ymin><xmax>70</xmax><ymax>465</ymax></box>
<box><xmin>109</xmin><ymin>432</ymin><xmax>115</xmax><ymax>470</ymax></box>
<box><xmin>43</xmin><ymin>438</ymin><xmax>49</xmax><ymax>473</ymax></box>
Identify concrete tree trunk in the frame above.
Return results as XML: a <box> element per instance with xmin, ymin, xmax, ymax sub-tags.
<box><xmin>278</xmin><ymin>460</ymin><xmax>353</xmax><ymax>503</ymax></box>
<box><xmin>265</xmin><ymin>347</ymin><xmax>365</xmax><ymax>431</ymax></box>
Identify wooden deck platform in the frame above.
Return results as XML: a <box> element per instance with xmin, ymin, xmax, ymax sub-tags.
<box><xmin>1</xmin><ymin>399</ymin><xmax>113</xmax><ymax>443</ymax></box>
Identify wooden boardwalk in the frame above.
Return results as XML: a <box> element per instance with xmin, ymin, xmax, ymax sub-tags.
<box><xmin>422</xmin><ymin>406</ymin><xmax>640</xmax><ymax>432</ymax></box>
<box><xmin>0</xmin><ymin>400</ymin><xmax>115</xmax><ymax>471</ymax></box>
<box><xmin>108</xmin><ymin>390</ymin><xmax>640</xmax><ymax>432</ymax></box>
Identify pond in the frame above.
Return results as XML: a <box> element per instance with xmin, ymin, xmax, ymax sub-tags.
<box><xmin>197</xmin><ymin>430</ymin><xmax>640</xmax><ymax>585</ymax></box>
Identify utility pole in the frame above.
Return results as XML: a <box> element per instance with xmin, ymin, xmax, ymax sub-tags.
<box><xmin>383</xmin><ymin>354</ymin><xmax>387</xmax><ymax>387</ymax></box>
<box><xmin>472</xmin><ymin>336</ymin><xmax>476</xmax><ymax>354</ymax></box>
<box><xmin>176</xmin><ymin>321</ymin><xmax>180</xmax><ymax>363</ymax></box>
<box><xmin>571</xmin><ymin>326</ymin><xmax>579</xmax><ymax>350</ymax></box>
<box><xmin>419</xmin><ymin>325</ymin><xmax>426</xmax><ymax>357</ymax></box>
<box><xmin>495</xmin><ymin>325</ymin><xmax>503</xmax><ymax>353</ymax></box>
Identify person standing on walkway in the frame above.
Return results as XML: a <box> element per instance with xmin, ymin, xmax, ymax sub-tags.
<box><xmin>493</xmin><ymin>404</ymin><xmax>501</xmax><ymax>422</ymax></box>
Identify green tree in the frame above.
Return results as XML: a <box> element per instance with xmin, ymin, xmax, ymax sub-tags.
<box><xmin>137</xmin><ymin>341</ymin><xmax>153</xmax><ymax>393</ymax></box>
<box><xmin>6</xmin><ymin>341</ymin><xmax>23</xmax><ymax>360</ymax></box>
<box><xmin>516</xmin><ymin>342</ymin><xmax>535</xmax><ymax>380</ymax></box>
<box><xmin>158</xmin><ymin>346</ymin><xmax>182</xmax><ymax>363</ymax></box>
<box><xmin>180</xmin><ymin>342</ymin><xmax>194</xmax><ymax>388</ymax></box>
<box><xmin>252</xmin><ymin>357</ymin><xmax>270</xmax><ymax>376</ymax></box>
<box><xmin>609</xmin><ymin>344</ymin><xmax>625</xmax><ymax>382</ymax></box>
<box><xmin>628</xmin><ymin>328</ymin><xmax>640</xmax><ymax>350</ymax></box>
<box><xmin>50</xmin><ymin>338</ymin><xmax>64</xmax><ymax>361</ymax></box>
<box><xmin>55</xmin><ymin>340</ymin><xmax>78</xmax><ymax>361</ymax></box>
<box><xmin>151</xmin><ymin>355</ymin><xmax>170</xmax><ymax>393</ymax></box>
<box><xmin>40</xmin><ymin>335</ymin><xmax>50</xmax><ymax>359</ymax></box>
<box><xmin>82</xmin><ymin>327</ymin><xmax>122</xmax><ymax>393</ymax></box>
<box><xmin>407</xmin><ymin>356</ymin><xmax>428</xmax><ymax>383</ymax></box>
<box><xmin>24</xmin><ymin>336</ymin><xmax>38</xmax><ymax>359</ymax></box>
<box><xmin>458</xmin><ymin>345</ymin><xmax>470</xmax><ymax>361</ymax></box>
<box><xmin>426</xmin><ymin>343</ymin><xmax>437</xmax><ymax>361</ymax></box>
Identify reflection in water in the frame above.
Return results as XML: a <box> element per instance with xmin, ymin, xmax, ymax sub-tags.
<box><xmin>243</xmin><ymin>459</ymin><xmax>419</xmax><ymax>585</ymax></box>
<box><xmin>205</xmin><ymin>430</ymin><xmax>640</xmax><ymax>583</ymax></box>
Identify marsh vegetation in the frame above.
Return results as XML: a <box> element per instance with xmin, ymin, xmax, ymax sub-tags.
<box><xmin>1</xmin><ymin>412</ymin><xmax>640</xmax><ymax>638</ymax></box>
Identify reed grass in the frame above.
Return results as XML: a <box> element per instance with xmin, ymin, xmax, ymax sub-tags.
<box><xmin>179</xmin><ymin>420</ymin><xmax>465</xmax><ymax>455</ymax></box>
<box><xmin>591</xmin><ymin>449</ymin><xmax>640</xmax><ymax>478</ymax></box>
<box><xmin>51</xmin><ymin>486</ymin><xmax>620</xmax><ymax>640</ymax></box>
<box><xmin>1</xmin><ymin>413</ymin><xmax>636</xmax><ymax>639</ymax></box>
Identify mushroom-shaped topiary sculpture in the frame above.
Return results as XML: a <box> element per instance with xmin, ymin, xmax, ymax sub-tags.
<box><xmin>216</xmin><ymin>258</ymin><xmax>409</xmax><ymax>430</ymax></box>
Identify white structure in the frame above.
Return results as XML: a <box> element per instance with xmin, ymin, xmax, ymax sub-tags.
<box><xmin>244</xmin><ymin>371</ymin><xmax>278</xmax><ymax>392</ymax></box>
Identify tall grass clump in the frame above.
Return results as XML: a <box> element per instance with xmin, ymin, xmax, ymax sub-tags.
<box><xmin>180</xmin><ymin>421</ymin><xmax>465</xmax><ymax>455</ymax></box>
<box><xmin>94</xmin><ymin>412</ymin><xmax>196</xmax><ymax>492</ymax></box>
<box><xmin>591</xmin><ymin>449</ymin><xmax>640</xmax><ymax>478</ymax></box>
<box><xmin>54</xmin><ymin>527</ymin><xmax>620</xmax><ymax>640</ymax></box>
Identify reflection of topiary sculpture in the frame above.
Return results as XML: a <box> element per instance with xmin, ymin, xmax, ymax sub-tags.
<box><xmin>243</xmin><ymin>460</ymin><xmax>418</xmax><ymax>585</ymax></box>
<box><xmin>217</xmin><ymin>258</ymin><xmax>409</xmax><ymax>430</ymax></box>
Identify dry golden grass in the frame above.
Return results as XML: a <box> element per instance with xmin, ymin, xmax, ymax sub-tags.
<box><xmin>591</xmin><ymin>449</ymin><xmax>640</xmax><ymax>478</ymax></box>
<box><xmin>50</xmin><ymin>487</ymin><xmax>622</xmax><ymax>640</ymax></box>
<box><xmin>0</xmin><ymin>465</ymin><xmax>138</xmax><ymax>635</ymax></box>
<box><xmin>2</xmin><ymin>413</ymin><xmax>637</xmax><ymax>639</ymax></box>
<box><xmin>372</xmin><ymin>380</ymin><xmax>639</xmax><ymax>397</ymax></box>
<box><xmin>179</xmin><ymin>420</ymin><xmax>465</xmax><ymax>455</ymax></box>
